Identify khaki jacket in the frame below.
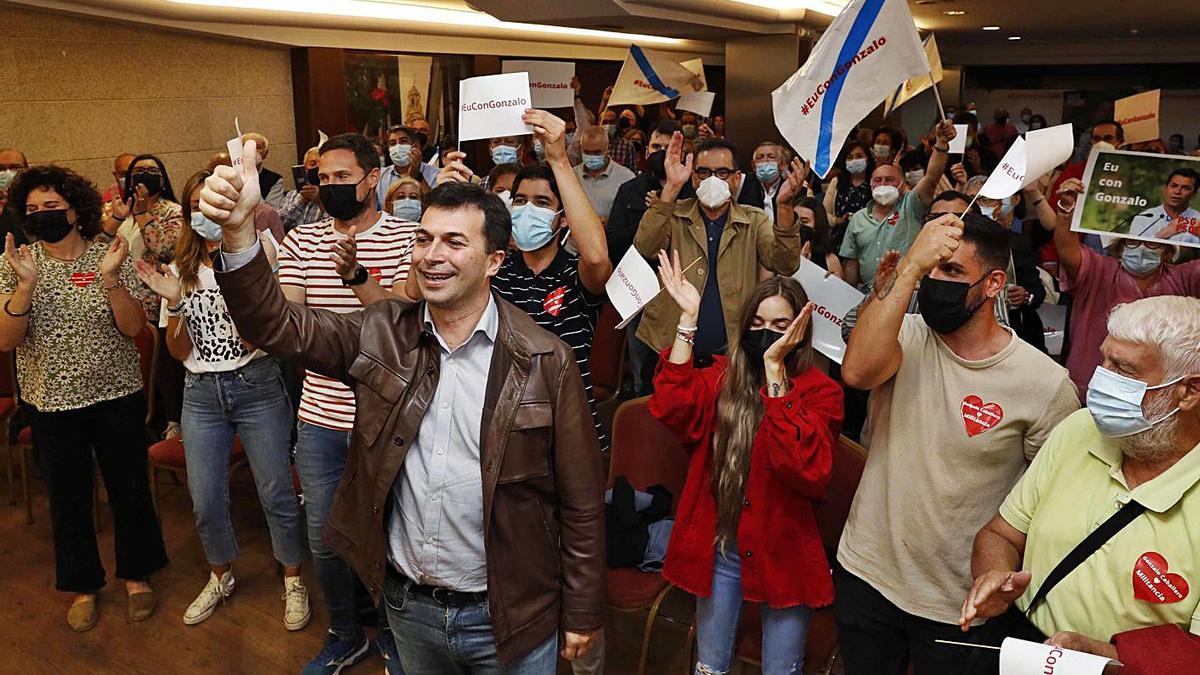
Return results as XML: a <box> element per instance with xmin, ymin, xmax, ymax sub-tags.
<box><xmin>633</xmin><ymin>197</ymin><xmax>802</xmax><ymax>351</ymax></box>
<box><xmin>214</xmin><ymin>250</ymin><xmax>606</xmax><ymax>664</ymax></box>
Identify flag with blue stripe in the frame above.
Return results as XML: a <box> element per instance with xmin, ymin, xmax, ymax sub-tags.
<box><xmin>609</xmin><ymin>45</ymin><xmax>706</xmax><ymax>107</ymax></box>
<box><xmin>772</xmin><ymin>0</ymin><xmax>929</xmax><ymax>179</ymax></box>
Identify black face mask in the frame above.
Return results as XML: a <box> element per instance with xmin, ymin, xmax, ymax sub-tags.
<box><xmin>740</xmin><ymin>328</ymin><xmax>788</xmax><ymax>363</ymax></box>
<box><xmin>917</xmin><ymin>274</ymin><xmax>991</xmax><ymax>334</ymax></box>
<box><xmin>647</xmin><ymin>150</ymin><xmax>667</xmax><ymax>182</ymax></box>
<box><xmin>618</xmin><ymin>117</ymin><xmax>633</xmax><ymax>130</ymax></box>
<box><xmin>131</xmin><ymin>172</ymin><xmax>162</xmax><ymax>197</ymax></box>
<box><xmin>26</xmin><ymin>209</ymin><xmax>74</xmax><ymax>243</ymax></box>
<box><xmin>304</xmin><ymin>167</ymin><xmax>319</xmax><ymax>186</ymax></box>
<box><xmin>319</xmin><ymin>175</ymin><xmax>369</xmax><ymax>221</ymax></box>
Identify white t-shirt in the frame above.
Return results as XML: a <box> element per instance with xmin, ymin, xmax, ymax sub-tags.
<box><xmin>162</xmin><ymin>264</ymin><xmax>264</xmax><ymax>373</ymax></box>
<box><xmin>278</xmin><ymin>213</ymin><xmax>417</xmax><ymax>431</ymax></box>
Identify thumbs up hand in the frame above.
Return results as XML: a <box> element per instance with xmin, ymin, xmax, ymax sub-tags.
<box><xmin>200</xmin><ymin>138</ymin><xmax>262</xmax><ymax>251</ymax></box>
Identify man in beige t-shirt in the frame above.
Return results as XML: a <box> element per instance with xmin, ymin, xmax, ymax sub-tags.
<box><xmin>837</xmin><ymin>213</ymin><xmax>1079</xmax><ymax>674</ymax></box>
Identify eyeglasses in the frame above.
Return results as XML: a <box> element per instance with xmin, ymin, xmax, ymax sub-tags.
<box><xmin>694</xmin><ymin>167</ymin><xmax>735</xmax><ymax>180</ymax></box>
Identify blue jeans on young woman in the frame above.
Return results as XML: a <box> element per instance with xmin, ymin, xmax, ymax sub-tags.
<box><xmin>181</xmin><ymin>357</ymin><xmax>304</xmax><ymax>568</ymax></box>
<box><xmin>383</xmin><ymin>570</ymin><xmax>559</xmax><ymax>674</ymax></box>
<box><xmin>293</xmin><ymin>418</ymin><xmax>368</xmax><ymax>642</ymax></box>
<box><xmin>695</xmin><ymin>547</ymin><xmax>814</xmax><ymax>675</ymax></box>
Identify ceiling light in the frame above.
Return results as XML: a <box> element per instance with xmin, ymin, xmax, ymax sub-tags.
<box><xmin>167</xmin><ymin>0</ymin><xmax>684</xmax><ymax>44</ymax></box>
<box><xmin>943</xmin><ymin>10</ymin><xmax>966</xmax><ymax>16</ymax></box>
<box><xmin>982</xmin><ymin>26</ymin><xmax>1001</xmax><ymax>31</ymax></box>
<box><xmin>1008</xmin><ymin>35</ymin><xmax>1022</xmax><ymax>40</ymax></box>
<box><xmin>724</xmin><ymin>0</ymin><xmax>851</xmax><ymax>15</ymax></box>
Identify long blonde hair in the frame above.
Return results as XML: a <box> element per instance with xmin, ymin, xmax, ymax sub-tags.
<box><xmin>712</xmin><ymin>277</ymin><xmax>814</xmax><ymax>552</ymax></box>
<box><xmin>175</xmin><ymin>170</ymin><xmax>213</xmax><ymax>296</ymax></box>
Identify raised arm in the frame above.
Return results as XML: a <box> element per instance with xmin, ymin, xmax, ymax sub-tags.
<box><xmin>634</xmin><ymin>131</ymin><xmax>691</xmax><ymax>258</ymax></box>
<box><xmin>201</xmin><ymin>138</ymin><xmax>365</xmax><ymax>380</ymax></box>
<box><xmin>1052</xmin><ymin>177</ymin><xmax>1085</xmax><ymax>284</ymax></box>
<box><xmin>758</xmin><ymin>157</ymin><xmax>807</xmax><ymax>276</ymax></box>
<box><xmin>0</xmin><ymin>234</ymin><xmax>35</xmax><ymax>351</ymax></box>
<box><xmin>842</xmin><ymin>214</ymin><xmax>965</xmax><ymax>389</ymax></box>
<box><xmin>916</xmin><ymin>120</ymin><xmax>955</xmax><ymax>207</ymax></box>
<box><xmin>100</xmin><ymin>236</ymin><xmax>148</xmax><ymax>338</ymax></box>
<box><xmin>525</xmin><ymin>108</ymin><xmax>612</xmax><ymax>294</ymax></box>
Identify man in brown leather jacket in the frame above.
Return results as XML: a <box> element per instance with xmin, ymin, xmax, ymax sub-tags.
<box><xmin>199</xmin><ymin>138</ymin><xmax>606</xmax><ymax>672</ymax></box>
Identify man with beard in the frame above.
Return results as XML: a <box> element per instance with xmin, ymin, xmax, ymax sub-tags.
<box><xmin>836</xmin><ymin>213</ymin><xmax>1079</xmax><ymax>674</ymax></box>
<box><xmin>962</xmin><ymin>295</ymin><xmax>1200</xmax><ymax>674</ymax></box>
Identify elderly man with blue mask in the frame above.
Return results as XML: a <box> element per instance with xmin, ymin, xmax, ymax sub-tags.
<box><xmin>573</xmin><ymin>126</ymin><xmax>635</xmax><ymax>222</ymax></box>
<box><xmin>375</xmin><ymin>125</ymin><xmax>437</xmax><ymax>211</ymax></box>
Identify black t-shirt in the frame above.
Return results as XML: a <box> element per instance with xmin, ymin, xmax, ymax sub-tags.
<box><xmin>492</xmin><ymin>246</ymin><xmax>609</xmax><ymax>452</ymax></box>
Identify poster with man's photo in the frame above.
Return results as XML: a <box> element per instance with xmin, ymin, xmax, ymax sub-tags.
<box><xmin>1071</xmin><ymin>148</ymin><xmax>1200</xmax><ymax>249</ymax></box>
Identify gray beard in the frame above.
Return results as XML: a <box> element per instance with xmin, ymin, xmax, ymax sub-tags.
<box><xmin>1119</xmin><ymin>391</ymin><xmax>1180</xmax><ymax>462</ymax></box>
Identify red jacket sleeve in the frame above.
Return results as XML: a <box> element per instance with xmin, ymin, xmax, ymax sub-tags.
<box><xmin>648</xmin><ymin>350</ymin><xmax>722</xmax><ymax>449</ymax></box>
<box><xmin>1113</xmin><ymin>624</ymin><xmax>1200</xmax><ymax>675</ymax></box>
<box><xmin>756</xmin><ymin>367</ymin><xmax>844</xmax><ymax>498</ymax></box>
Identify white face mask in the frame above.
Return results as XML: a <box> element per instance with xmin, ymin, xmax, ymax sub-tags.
<box><xmin>904</xmin><ymin>169</ymin><xmax>924</xmax><ymax>187</ymax></box>
<box><xmin>872</xmin><ymin>185</ymin><xmax>900</xmax><ymax>206</ymax></box>
<box><xmin>696</xmin><ymin>175</ymin><xmax>732</xmax><ymax>209</ymax></box>
<box><xmin>1093</xmin><ymin>141</ymin><xmax>1117</xmax><ymax>151</ymax></box>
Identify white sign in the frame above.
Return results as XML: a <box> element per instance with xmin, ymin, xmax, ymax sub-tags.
<box><xmin>502</xmin><ymin>60</ymin><xmax>575</xmax><ymax>109</ymax></box>
<box><xmin>792</xmin><ymin>258</ymin><xmax>864</xmax><ymax>364</ymax></box>
<box><xmin>979</xmin><ymin>123</ymin><xmax>1074</xmax><ymax>200</ymax></box>
<box><xmin>1114</xmin><ymin>89</ymin><xmax>1160</xmax><ymax>145</ymax></box>
<box><xmin>606</xmin><ymin>247</ymin><xmax>661</xmax><ymax>329</ymax></box>
<box><xmin>999</xmin><ymin>638</ymin><xmax>1119</xmax><ymax>675</ymax></box>
<box><xmin>609</xmin><ymin>45</ymin><xmax>706</xmax><ymax>107</ymax></box>
<box><xmin>676</xmin><ymin>91</ymin><xmax>716</xmax><ymax>118</ymax></box>
<box><xmin>949</xmin><ymin>124</ymin><xmax>969</xmax><ymax>154</ymax></box>
<box><xmin>457</xmin><ymin>72</ymin><xmax>533</xmax><ymax>143</ymax></box>
<box><xmin>227</xmin><ymin>117</ymin><xmax>245</xmax><ymax>172</ymax></box>
<box><xmin>680</xmin><ymin>58</ymin><xmax>708</xmax><ymax>91</ymax></box>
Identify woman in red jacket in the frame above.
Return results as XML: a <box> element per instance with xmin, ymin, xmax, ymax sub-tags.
<box><xmin>649</xmin><ymin>250</ymin><xmax>843</xmax><ymax>675</ymax></box>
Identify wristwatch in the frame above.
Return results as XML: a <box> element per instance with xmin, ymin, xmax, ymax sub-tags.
<box><xmin>342</xmin><ymin>265</ymin><xmax>369</xmax><ymax>287</ymax></box>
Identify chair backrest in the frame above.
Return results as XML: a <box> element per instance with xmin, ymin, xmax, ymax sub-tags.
<box><xmin>812</xmin><ymin>435</ymin><xmax>868</xmax><ymax>559</ymax></box>
<box><xmin>607</xmin><ymin>397</ymin><xmax>690</xmax><ymax>516</ymax></box>
<box><xmin>588</xmin><ymin>302</ymin><xmax>625</xmax><ymax>402</ymax></box>
<box><xmin>0</xmin><ymin>351</ymin><xmax>15</xmax><ymax>400</ymax></box>
<box><xmin>133</xmin><ymin>322</ymin><xmax>159</xmax><ymax>424</ymax></box>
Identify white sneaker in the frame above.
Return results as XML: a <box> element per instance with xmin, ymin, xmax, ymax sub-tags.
<box><xmin>283</xmin><ymin>576</ymin><xmax>311</xmax><ymax>631</ymax></box>
<box><xmin>183</xmin><ymin>571</ymin><xmax>235</xmax><ymax>625</ymax></box>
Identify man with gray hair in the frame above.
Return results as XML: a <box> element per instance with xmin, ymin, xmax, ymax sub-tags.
<box><xmin>962</xmin><ymin>295</ymin><xmax>1200</xmax><ymax>673</ymax></box>
<box><xmin>573</xmin><ymin>125</ymin><xmax>634</xmax><ymax>221</ymax></box>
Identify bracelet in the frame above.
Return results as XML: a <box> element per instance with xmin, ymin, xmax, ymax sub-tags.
<box><xmin>166</xmin><ymin>301</ymin><xmax>185</xmax><ymax>314</ymax></box>
<box><xmin>4</xmin><ymin>298</ymin><xmax>31</xmax><ymax>317</ymax></box>
<box><xmin>1055</xmin><ymin>199</ymin><xmax>1076</xmax><ymax>214</ymax></box>
<box><xmin>132</xmin><ymin>210</ymin><xmax>148</xmax><ymax>216</ymax></box>
<box><xmin>677</xmin><ymin>323</ymin><xmax>698</xmax><ymax>331</ymax></box>
<box><xmin>675</xmin><ymin>329</ymin><xmax>695</xmax><ymax>345</ymax></box>
<box><xmin>934</xmin><ymin>145</ymin><xmax>949</xmax><ymax>152</ymax></box>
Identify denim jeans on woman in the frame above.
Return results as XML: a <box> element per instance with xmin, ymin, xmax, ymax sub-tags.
<box><xmin>384</xmin><ymin>570</ymin><xmax>559</xmax><ymax>674</ymax></box>
<box><xmin>695</xmin><ymin>546</ymin><xmax>813</xmax><ymax>675</ymax></box>
<box><xmin>181</xmin><ymin>356</ymin><xmax>304</xmax><ymax>568</ymax></box>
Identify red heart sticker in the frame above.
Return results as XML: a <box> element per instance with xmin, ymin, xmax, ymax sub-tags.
<box><xmin>1133</xmin><ymin>552</ymin><xmax>1189</xmax><ymax>604</ymax></box>
<box><xmin>961</xmin><ymin>395</ymin><xmax>1004</xmax><ymax>437</ymax></box>
<box><xmin>543</xmin><ymin>286</ymin><xmax>566</xmax><ymax>317</ymax></box>
<box><xmin>70</xmin><ymin>272</ymin><xmax>97</xmax><ymax>288</ymax></box>
<box><xmin>368</xmin><ymin>267</ymin><xmax>383</xmax><ymax>283</ymax></box>
<box><xmin>886</xmin><ymin>212</ymin><xmax>900</xmax><ymax>226</ymax></box>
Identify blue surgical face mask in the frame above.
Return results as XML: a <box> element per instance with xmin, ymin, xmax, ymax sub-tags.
<box><xmin>533</xmin><ymin>140</ymin><xmax>544</xmax><ymax>158</ymax></box>
<box><xmin>1000</xmin><ymin>198</ymin><xmax>1015</xmax><ymax>217</ymax></box>
<box><xmin>582</xmin><ymin>153</ymin><xmax>607</xmax><ymax>171</ymax></box>
<box><xmin>980</xmin><ymin>205</ymin><xmax>998</xmax><ymax>220</ymax></box>
<box><xmin>190</xmin><ymin>210</ymin><xmax>223</xmax><ymax>242</ymax></box>
<box><xmin>391</xmin><ymin>197</ymin><xmax>423</xmax><ymax>222</ymax></box>
<box><xmin>491</xmin><ymin>144</ymin><xmax>518</xmax><ymax>166</ymax></box>
<box><xmin>755</xmin><ymin>161</ymin><xmax>780</xmax><ymax>184</ymax></box>
<box><xmin>389</xmin><ymin>143</ymin><xmax>413</xmax><ymax>167</ymax></box>
<box><xmin>510</xmin><ymin>202</ymin><xmax>560</xmax><ymax>251</ymax></box>
<box><xmin>1122</xmin><ymin>244</ymin><xmax>1163</xmax><ymax>276</ymax></box>
<box><xmin>1086</xmin><ymin>366</ymin><xmax>1183</xmax><ymax>438</ymax></box>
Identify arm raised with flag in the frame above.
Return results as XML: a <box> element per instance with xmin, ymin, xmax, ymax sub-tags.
<box><xmin>917</xmin><ymin>120</ymin><xmax>956</xmax><ymax>206</ymax></box>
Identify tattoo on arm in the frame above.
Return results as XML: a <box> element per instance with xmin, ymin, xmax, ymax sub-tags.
<box><xmin>873</xmin><ymin>268</ymin><xmax>898</xmax><ymax>301</ymax></box>
<box><xmin>771</xmin><ymin>382</ymin><xmax>781</xmax><ymax>397</ymax></box>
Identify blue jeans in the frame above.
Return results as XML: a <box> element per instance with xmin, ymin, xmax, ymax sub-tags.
<box><xmin>293</xmin><ymin>418</ymin><xmax>367</xmax><ymax>641</ymax></box>
<box><xmin>384</xmin><ymin>571</ymin><xmax>559</xmax><ymax>674</ymax></box>
<box><xmin>182</xmin><ymin>357</ymin><xmax>304</xmax><ymax>568</ymax></box>
<box><xmin>695</xmin><ymin>548</ymin><xmax>813</xmax><ymax>675</ymax></box>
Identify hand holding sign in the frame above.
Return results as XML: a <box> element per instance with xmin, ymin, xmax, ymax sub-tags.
<box><xmin>904</xmin><ymin>213</ymin><xmax>964</xmax><ymax>275</ymax></box>
<box><xmin>776</xmin><ymin>157</ymin><xmax>810</xmax><ymax>208</ymax></box>
<box><xmin>200</xmin><ymin>137</ymin><xmax>262</xmax><ymax>252</ymax></box>
<box><xmin>522</xmin><ymin>109</ymin><xmax>567</xmax><ymax>163</ymax></box>
<box><xmin>436</xmin><ymin>150</ymin><xmax>474</xmax><ymax>185</ymax></box>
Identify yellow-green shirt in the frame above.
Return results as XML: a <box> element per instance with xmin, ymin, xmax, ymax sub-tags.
<box><xmin>1001</xmin><ymin>408</ymin><xmax>1200</xmax><ymax>640</ymax></box>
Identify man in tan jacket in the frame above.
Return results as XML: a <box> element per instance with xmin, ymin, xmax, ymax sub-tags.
<box><xmin>634</xmin><ymin>132</ymin><xmax>804</xmax><ymax>356</ymax></box>
<box><xmin>199</xmin><ymin>139</ymin><xmax>606</xmax><ymax>672</ymax></box>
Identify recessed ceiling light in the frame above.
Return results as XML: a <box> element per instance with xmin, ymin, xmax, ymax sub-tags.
<box><xmin>1008</xmin><ymin>35</ymin><xmax>1022</xmax><ymax>40</ymax></box>
<box><xmin>944</xmin><ymin>10</ymin><xmax>966</xmax><ymax>16</ymax></box>
<box><xmin>982</xmin><ymin>26</ymin><xmax>1001</xmax><ymax>31</ymax></box>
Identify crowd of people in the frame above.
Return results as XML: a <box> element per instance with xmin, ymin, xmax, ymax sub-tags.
<box><xmin>1</xmin><ymin>78</ymin><xmax>1199</xmax><ymax>675</ymax></box>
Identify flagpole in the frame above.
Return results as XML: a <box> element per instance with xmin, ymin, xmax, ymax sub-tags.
<box><xmin>960</xmin><ymin>191</ymin><xmax>981</xmax><ymax>218</ymax></box>
<box><xmin>930</xmin><ymin>73</ymin><xmax>947</xmax><ymax>122</ymax></box>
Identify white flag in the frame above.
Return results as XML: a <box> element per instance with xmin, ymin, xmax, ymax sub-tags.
<box><xmin>606</xmin><ymin>247</ymin><xmax>661</xmax><ymax>329</ymax></box>
<box><xmin>772</xmin><ymin>0</ymin><xmax>929</xmax><ymax>178</ymax></box>
<box><xmin>881</xmin><ymin>33</ymin><xmax>943</xmax><ymax>117</ymax></box>
<box><xmin>979</xmin><ymin>124</ymin><xmax>1074</xmax><ymax>200</ymax></box>
<box><xmin>792</xmin><ymin>258</ymin><xmax>864</xmax><ymax>364</ymax></box>
<box><xmin>608</xmin><ymin>45</ymin><xmax>706</xmax><ymax>107</ymax></box>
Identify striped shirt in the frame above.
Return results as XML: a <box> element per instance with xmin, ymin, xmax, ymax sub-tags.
<box><xmin>492</xmin><ymin>248</ymin><xmax>609</xmax><ymax>452</ymax></box>
<box><xmin>278</xmin><ymin>213</ymin><xmax>417</xmax><ymax>431</ymax></box>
